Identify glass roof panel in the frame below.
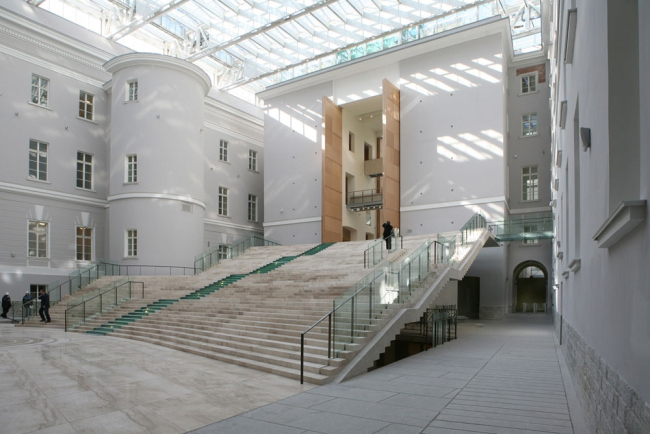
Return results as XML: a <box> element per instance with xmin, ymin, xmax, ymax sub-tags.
<box><xmin>32</xmin><ymin>0</ymin><xmax>543</xmax><ymax>104</ymax></box>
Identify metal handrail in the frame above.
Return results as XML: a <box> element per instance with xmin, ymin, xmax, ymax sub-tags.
<box><xmin>64</xmin><ymin>280</ymin><xmax>144</xmax><ymax>332</ymax></box>
<box><xmin>363</xmin><ymin>234</ymin><xmax>404</xmax><ymax>268</ymax></box>
<box><xmin>194</xmin><ymin>235</ymin><xmax>280</xmax><ymax>274</ymax></box>
<box><xmin>300</xmin><ymin>212</ymin><xmax>486</xmax><ymax>383</ymax></box>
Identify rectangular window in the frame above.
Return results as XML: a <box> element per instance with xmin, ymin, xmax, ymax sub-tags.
<box><xmin>248</xmin><ymin>150</ymin><xmax>257</xmax><ymax>171</ymax></box>
<box><xmin>248</xmin><ymin>194</ymin><xmax>257</xmax><ymax>222</ymax></box>
<box><xmin>127</xmin><ymin>80</ymin><xmax>138</xmax><ymax>101</ymax></box>
<box><xmin>76</xmin><ymin>152</ymin><xmax>93</xmax><ymax>190</ymax></box>
<box><xmin>520</xmin><ymin>73</ymin><xmax>537</xmax><ymax>94</ymax></box>
<box><xmin>28</xmin><ymin>221</ymin><xmax>48</xmax><ymax>258</ymax></box>
<box><xmin>31</xmin><ymin>74</ymin><xmax>49</xmax><ymax>107</ymax></box>
<box><xmin>522</xmin><ymin>113</ymin><xmax>538</xmax><ymax>136</ymax></box>
<box><xmin>218</xmin><ymin>245</ymin><xmax>228</xmax><ymax>260</ymax></box>
<box><xmin>30</xmin><ymin>284</ymin><xmax>47</xmax><ymax>298</ymax></box>
<box><xmin>522</xmin><ymin>165</ymin><xmax>539</xmax><ymax>201</ymax></box>
<box><xmin>78</xmin><ymin>91</ymin><xmax>94</xmax><ymax>120</ymax></box>
<box><xmin>28</xmin><ymin>140</ymin><xmax>48</xmax><ymax>181</ymax></box>
<box><xmin>126</xmin><ymin>154</ymin><xmax>137</xmax><ymax>183</ymax></box>
<box><xmin>218</xmin><ymin>187</ymin><xmax>228</xmax><ymax>216</ymax></box>
<box><xmin>523</xmin><ymin>224</ymin><xmax>539</xmax><ymax>244</ymax></box>
<box><xmin>219</xmin><ymin>140</ymin><xmax>228</xmax><ymax>162</ymax></box>
<box><xmin>76</xmin><ymin>227</ymin><xmax>93</xmax><ymax>260</ymax></box>
<box><xmin>126</xmin><ymin>229</ymin><xmax>137</xmax><ymax>257</ymax></box>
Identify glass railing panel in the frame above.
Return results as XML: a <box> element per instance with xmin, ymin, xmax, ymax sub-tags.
<box><xmin>65</xmin><ymin>302</ymin><xmax>85</xmax><ymax>329</ymax></box>
<box><xmin>83</xmin><ymin>294</ymin><xmax>101</xmax><ymax>321</ymax></box>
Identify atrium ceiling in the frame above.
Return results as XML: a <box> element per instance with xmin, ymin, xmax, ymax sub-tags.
<box><xmin>25</xmin><ymin>0</ymin><xmax>542</xmax><ymax>103</ymax></box>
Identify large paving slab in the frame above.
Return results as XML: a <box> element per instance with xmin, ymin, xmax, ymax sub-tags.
<box><xmin>192</xmin><ymin>315</ymin><xmax>589</xmax><ymax>434</ymax></box>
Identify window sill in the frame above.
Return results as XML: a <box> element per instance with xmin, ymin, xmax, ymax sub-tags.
<box><xmin>123</xmin><ymin>256</ymin><xmax>138</xmax><ymax>260</ymax></box>
<box><xmin>219</xmin><ymin>160</ymin><xmax>230</xmax><ymax>165</ymax></box>
<box><xmin>123</xmin><ymin>100</ymin><xmax>139</xmax><ymax>104</ymax></box>
<box><xmin>519</xmin><ymin>199</ymin><xmax>541</xmax><ymax>204</ymax></box>
<box><xmin>76</xmin><ymin>116</ymin><xmax>98</xmax><ymax>124</ymax></box>
<box><xmin>518</xmin><ymin>133</ymin><xmax>539</xmax><ymax>139</ymax></box>
<box><xmin>26</xmin><ymin>177</ymin><xmax>50</xmax><ymax>184</ymax></box>
<box><xmin>27</xmin><ymin>101</ymin><xmax>53</xmax><ymax>111</ymax></box>
<box><xmin>568</xmin><ymin>258</ymin><xmax>581</xmax><ymax>272</ymax></box>
<box><xmin>248</xmin><ymin>169</ymin><xmax>259</xmax><ymax>174</ymax></box>
<box><xmin>217</xmin><ymin>215</ymin><xmax>231</xmax><ymax>219</ymax></box>
<box><xmin>521</xmin><ymin>243</ymin><xmax>541</xmax><ymax>247</ymax></box>
<box><xmin>75</xmin><ymin>187</ymin><xmax>97</xmax><ymax>193</ymax></box>
<box><xmin>593</xmin><ymin>200</ymin><xmax>647</xmax><ymax>248</ymax></box>
<box><xmin>517</xmin><ymin>90</ymin><xmax>539</xmax><ymax>96</ymax></box>
<box><xmin>123</xmin><ymin>182</ymin><xmax>138</xmax><ymax>186</ymax></box>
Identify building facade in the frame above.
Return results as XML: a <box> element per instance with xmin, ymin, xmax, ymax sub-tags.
<box><xmin>0</xmin><ymin>1</ymin><xmax>264</xmax><ymax>298</ymax></box>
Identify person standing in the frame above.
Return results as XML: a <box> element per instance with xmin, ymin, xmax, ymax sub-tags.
<box><xmin>1</xmin><ymin>292</ymin><xmax>11</xmax><ymax>318</ymax></box>
<box><xmin>22</xmin><ymin>291</ymin><xmax>32</xmax><ymax>318</ymax></box>
<box><xmin>382</xmin><ymin>220</ymin><xmax>394</xmax><ymax>250</ymax></box>
<box><xmin>39</xmin><ymin>289</ymin><xmax>51</xmax><ymax>323</ymax></box>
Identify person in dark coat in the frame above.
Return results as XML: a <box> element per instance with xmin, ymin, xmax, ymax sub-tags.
<box><xmin>23</xmin><ymin>292</ymin><xmax>33</xmax><ymax>318</ymax></box>
<box><xmin>1</xmin><ymin>293</ymin><xmax>10</xmax><ymax>318</ymax></box>
<box><xmin>382</xmin><ymin>220</ymin><xmax>394</xmax><ymax>250</ymax></box>
<box><xmin>39</xmin><ymin>289</ymin><xmax>51</xmax><ymax>323</ymax></box>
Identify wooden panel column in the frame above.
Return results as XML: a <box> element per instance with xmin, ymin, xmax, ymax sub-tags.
<box><xmin>322</xmin><ymin>97</ymin><xmax>343</xmax><ymax>242</ymax></box>
<box><xmin>381</xmin><ymin>79</ymin><xmax>400</xmax><ymax>231</ymax></box>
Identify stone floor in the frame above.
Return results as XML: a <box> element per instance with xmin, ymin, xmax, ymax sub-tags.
<box><xmin>0</xmin><ymin>314</ymin><xmax>589</xmax><ymax>434</ymax></box>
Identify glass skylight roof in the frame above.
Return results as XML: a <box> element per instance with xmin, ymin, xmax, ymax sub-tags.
<box><xmin>28</xmin><ymin>0</ymin><xmax>542</xmax><ymax>103</ymax></box>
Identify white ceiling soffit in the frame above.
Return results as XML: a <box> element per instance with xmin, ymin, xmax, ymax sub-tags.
<box><xmin>28</xmin><ymin>0</ymin><xmax>543</xmax><ymax>101</ymax></box>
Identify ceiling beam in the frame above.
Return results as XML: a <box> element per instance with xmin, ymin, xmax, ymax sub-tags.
<box><xmin>185</xmin><ymin>0</ymin><xmax>340</xmax><ymax>63</ymax></box>
<box><xmin>107</xmin><ymin>0</ymin><xmax>192</xmax><ymax>40</ymax></box>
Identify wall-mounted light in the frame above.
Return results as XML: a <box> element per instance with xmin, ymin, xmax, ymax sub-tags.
<box><xmin>580</xmin><ymin>127</ymin><xmax>591</xmax><ymax>151</ymax></box>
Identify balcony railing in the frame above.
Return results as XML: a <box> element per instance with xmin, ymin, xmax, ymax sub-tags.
<box><xmin>347</xmin><ymin>188</ymin><xmax>382</xmax><ymax>210</ymax></box>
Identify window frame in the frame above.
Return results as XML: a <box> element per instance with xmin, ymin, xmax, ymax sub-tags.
<box><xmin>248</xmin><ymin>149</ymin><xmax>258</xmax><ymax>171</ymax></box>
<box><xmin>218</xmin><ymin>186</ymin><xmax>229</xmax><ymax>216</ymax></box>
<box><xmin>76</xmin><ymin>151</ymin><xmax>93</xmax><ymax>190</ymax></box>
<box><xmin>126</xmin><ymin>80</ymin><xmax>138</xmax><ymax>102</ymax></box>
<box><xmin>219</xmin><ymin>140</ymin><xmax>229</xmax><ymax>162</ymax></box>
<box><xmin>519</xmin><ymin>72</ymin><xmax>538</xmax><ymax>95</ymax></box>
<box><xmin>28</xmin><ymin>139</ymin><xmax>48</xmax><ymax>182</ymax></box>
<box><xmin>248</xmin><ymin>194</ymin><xmax>258</xmax><ymax>222</ymax></box>
<box><xmin>125</xmin><ymin>229</ymin><xmax>138</xmax><ymax>258</ymax></box>
<box><xmin>76</xmin><ymin>226</ymin><xmax>93</xmax><ymax>261</ymax></box>
<box><xmin>522</xmin><ymin>165</ymin><xmax>539</xmax><ymax>202</ymax></box>
<box><xmin>31</xmin><ymin>74</ymin><xmax>50</xmax><ymax>107</ymax></box>
<box><xmin>28</xmin><ymin>220</ymin><xmax>49</xmax><ymax>258</ymax></box>
<box><xmin>78</xmin><ymin>90</ymin><xmax>94</xmax><ymax>120</ymax></box>
<box><xmin>218</xmin><ymin>245</ymin><xmax>229</xmax><ymax>260</ymax></box>
<box><xmin>521</xmin><ymin>113</ymin><xmax>538</xmax><ymax>137</ymax></box>
<box><xmin>125</xmin><ymin>154</ymin><xmax>138</xmax><ymax>184</ymax></box>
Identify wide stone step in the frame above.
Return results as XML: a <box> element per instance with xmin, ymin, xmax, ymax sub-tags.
<box><xmin>105</xmin><ymin>332</ymin><xmax>331</xmax><ymax>384</ymax></box>
<box><xmin>111</xmin><ymin>323</ymin><xmax>342</xmax><ymax>364</ymax></box>
<box><xmin>110</xmin><ymin>327</ymin><xmax>342</xmax><ymax>376</ymax></box>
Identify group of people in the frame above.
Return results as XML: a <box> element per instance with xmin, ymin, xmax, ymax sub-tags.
<box><xmin>0</xmin><ymin>289</ymin><xmax>50</xmax><ymax>322</ymax></box>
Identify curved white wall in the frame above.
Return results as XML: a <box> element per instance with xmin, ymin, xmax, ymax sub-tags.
<box><xmin>105</xmin><ymin>54</ymin><xmax>211</xmax><ymax>267</ymax></box>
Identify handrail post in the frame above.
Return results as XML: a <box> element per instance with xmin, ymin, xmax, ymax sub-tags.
<box><xmin>300</xmin><ymin>333</ymin><xmax>305</xmax><ymax>384</ymax></box>
<box><xmin>328</xmin><ymin>313</ymin><xmax>332</xmax><ymax>359</ymax></box>
<box><xmin>350</xmin><ymin>295</ymin><xmax>355</xmax><ymax>339</ymax></box>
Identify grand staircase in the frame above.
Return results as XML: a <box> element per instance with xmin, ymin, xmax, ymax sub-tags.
<box><xmin>68</xmin><ymin>218</ymin><xmax>491</xmax><ymax>384</ymax></box>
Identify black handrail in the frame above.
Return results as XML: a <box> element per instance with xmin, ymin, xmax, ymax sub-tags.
<box><xmin>64</xmin><ymin>280</ymin><xmax>144</xmax><ymax>332</ymax></box>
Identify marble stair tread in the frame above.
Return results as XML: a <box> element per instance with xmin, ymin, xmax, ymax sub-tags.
<box><xmin>110</xmin><ymin>329</ymin><xmax>339</xmax><ymax>376</ymax></box>
<box><xmin>116</xmin><ymin>333</ymin><xmax>330</xmax><ymax>384</ymax></box>
<box><xmin>110</xmin><ymin>325</ymin><xmax>345</xmax><ymax>366</ymax></box>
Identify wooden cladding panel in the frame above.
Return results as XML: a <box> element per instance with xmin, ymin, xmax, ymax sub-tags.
<box><xmin>382</xmin><ymin>79</ymin><xmax>400</xmax><ymax>230</ymax></box>
<box><xmin>322</xmin><ymin>97</ymin><xmax>343</xmax><ymax>243</ymax></box>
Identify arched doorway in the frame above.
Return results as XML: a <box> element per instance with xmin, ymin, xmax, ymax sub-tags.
<box><xmin>513</xmin><ymin>261</ymin><xmax>548</xmax><ymax>313</ymax></box>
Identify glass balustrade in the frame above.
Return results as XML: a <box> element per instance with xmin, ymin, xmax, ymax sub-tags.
<box><xmin>300</xmin><ymin>212</ymin><xmax>487</xmax><ymax>383</ymax></box>
<box><xmin>194</xmin><ymin>235</ymin><xmax>280</xmax><ymax>274</ymax></box>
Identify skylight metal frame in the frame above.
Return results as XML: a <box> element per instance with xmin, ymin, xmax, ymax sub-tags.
<box><xmin>29</xmin><ymin>0</ymin><xmax>543</xmax><ymax>101</ymax></box>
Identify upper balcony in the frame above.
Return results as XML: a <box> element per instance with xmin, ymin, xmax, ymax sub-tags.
<box><xmin>364</xmin><ymin>158</ymin><xmax>383</xmax><ymax>177</ymax></box>
<box><xmin>347</xmin><ymin>188</ymin><xmax>382</xmax><ymax>211</ymax></box>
